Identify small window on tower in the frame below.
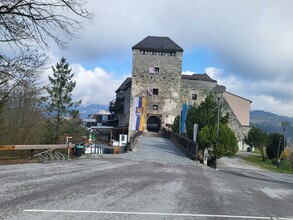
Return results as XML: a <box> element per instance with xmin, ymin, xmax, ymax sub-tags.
<box><xmin>141</xmin><ymin>50</ymin><xmax>148</xmax><ymax>55</ymax></box>
<box><xmin>153</xmin><ymin>105</ymin><xmax>159</xmax><ymax>110</ymax></box>
<box><xmin>154</xmin><ymin>67</ymin><xmax>159</xmax><ymax>74</ymax></box>
<box><xmin>149</xmin><ymin>67</ymin><xmax>159</xmax><ymax>74</ymax></box>
<box><xmin>153</xmin><ymin>88</ymin><xmax>159</xmax><ymax>95</ymax></box>
<box><xmin>192</xmin><ymin>94</ymin><xmax>198</xmax><ymax>100</ymax></box>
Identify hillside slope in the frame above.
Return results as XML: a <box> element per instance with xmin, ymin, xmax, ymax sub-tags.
<box><xmin>250</xmin><ymin>110</ymin><xmax>293</xmax><ymax>144</ymax></box>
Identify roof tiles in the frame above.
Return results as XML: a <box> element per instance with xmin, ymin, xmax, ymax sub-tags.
<box><xmin>132</xmin><ymin>36</ymin><xmax>183</xmax><ymax>52</ymax></box>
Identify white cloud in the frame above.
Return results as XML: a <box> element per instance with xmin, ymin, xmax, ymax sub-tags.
<box><xmin>205</xmin><ymin>66</ymin><xmax>293</xmax><ymax>117</ymax></box>
<box><xmin>71</xmin><ymin>64</ymin><xmax>128</xmax><ymax>105</ymax></box>
<box><xmin>182</xmin><ymin>71</ymin><xmax>195</xmax><ymax>75</ymax></box>
<box><xmin>39</xmin><ymin>53</ymin><xmax>130</xmax><ymax>106</ymax></box>
<box><xmin>47</xmin><ymin>0</ymin><xmax>293</xmax><ymax>117</ymax></box>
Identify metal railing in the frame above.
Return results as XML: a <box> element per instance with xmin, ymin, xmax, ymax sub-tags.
<box><xmin>86</xmin><ymin>143</ymin><xmax>107</xmax><ymax>154</ymax></box>
<box><xmin>109</xmin><ymin>98</ymin><xmax>124</xmax><ymax>112</ymax></box>
<box><xmin>34</xmin><ymin>149</ymin><xmax>70</xmax><ymax>162</ymax></box>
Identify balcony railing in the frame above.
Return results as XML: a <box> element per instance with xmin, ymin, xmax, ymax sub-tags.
<box><xmin>109</xmin><ymin>98</ymin><xmax>124</xmax><ymax>113</ymax></box>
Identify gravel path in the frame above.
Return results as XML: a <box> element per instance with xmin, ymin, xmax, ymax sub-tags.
<box><xmin>87</xmin><ymin>134</ymin><xmax>264</xmax><ymax>171</ymax></box>
<box><xmin>217</xmin><ymin>152</ymin><xmax>266</xmax><ymax>171</ymax></box>
<box><xmin>88</xmin><ymin>133</ymin><xmax>201</xmax><ymax>168</ymax></box>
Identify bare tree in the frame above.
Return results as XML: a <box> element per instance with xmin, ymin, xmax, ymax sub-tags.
<box><xmin>0</xmin><ymin>51</ymin><xmax>46</xmax><ymax>112</ymax></box>
<box><xmin>0</xmin><ymin>0</ymin><xmax>93</xmax><ymax>49</ymax></box>
<box><xmin>0</xmin><ymin>76</ymin><xmax>46</xmax><ymax>145</ymax></box>
<box><xmin>0</xmin><ymin>0</ymin><xmax>93</xmax><ymax>111</ymax></box>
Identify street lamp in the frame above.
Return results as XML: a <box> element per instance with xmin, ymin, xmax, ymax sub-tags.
<box><xmin>277</xmin><ymin>136</ymin><xmax>282</xmax><ymax>159</ymax></box>
<box><xmin>214</xmin><ymin>85</ymin><xmax>226</xmax><ymax>140</ymax></box>
<box><xmin>281</xmin><ymin>122</ymin><xmax>289</xmax><ymax>173</ymax></box>
<box><xmin>213</xmin><ymin>85</ymin><xmax>226</xmax><ymax>168</ymax></box>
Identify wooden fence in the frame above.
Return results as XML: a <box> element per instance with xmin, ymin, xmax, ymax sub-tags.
<box><xmin>0</xmin><ymin>144</ymin><xmax>75</xmax><ymax>158</ymax></box>
<box><xmin>0</xmin><ymin>144</ymin><xmax>75</xmax><ymax>151</ymax></box>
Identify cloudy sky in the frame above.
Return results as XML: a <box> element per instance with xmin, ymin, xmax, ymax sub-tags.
<box><xmin>45</xmin><ymin>0</ymin><xmax>293</xmax><ymax>117</ymax></box>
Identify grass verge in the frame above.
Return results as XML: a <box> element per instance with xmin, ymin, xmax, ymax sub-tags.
<box><xmin>240</xmin><ymin>154</ymin><xmax>293</xmax><ymax>174</ymax></box>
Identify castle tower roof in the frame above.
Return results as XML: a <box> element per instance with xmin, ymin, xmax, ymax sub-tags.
<box><xmin>132</xmin><ymin>36</ymin><xmax>183</xmax><ymax>52</ymax></box>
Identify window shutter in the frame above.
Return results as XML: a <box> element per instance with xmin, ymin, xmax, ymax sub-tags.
<box><xmin>147</xmin><ymin>87</ymin><xmax>153</xmax><ymax>96</ymax></box>
<box><xmin>149</xmin><ymin>67</ymin><xmax>155</xmax><ymax>74</ymax></box>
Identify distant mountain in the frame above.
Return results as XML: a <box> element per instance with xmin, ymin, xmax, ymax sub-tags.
<box><xmin>77</xmin><ymin>103</ymin><xmax>109</xmax><ymax>118</ymax></box>
<box><xmin>250</xmin><ymin>110</ymin><xmax>293</xmax><ymax>144</ymax></box>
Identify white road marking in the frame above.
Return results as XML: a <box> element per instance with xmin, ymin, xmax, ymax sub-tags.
<box><xmin>23</xmin><ymin>209</ymin><xmax>293</xmax><ymax>220</ymax></box>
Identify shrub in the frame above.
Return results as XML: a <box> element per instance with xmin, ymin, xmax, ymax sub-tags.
<box><xmin>271</xmin><ymin>158</ymin><xmax>278</xmax><ymax>165</ymax></box>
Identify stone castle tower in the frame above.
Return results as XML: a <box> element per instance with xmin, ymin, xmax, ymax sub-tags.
<box><xmin>113</xmin><ymin>36</ymin><xmax>251</xmax><ymax>150</ymax></box>
<box><xmin>129</xmin><ymin>36</ymin><xmax>184</xmax><ymax>133</ymax></box>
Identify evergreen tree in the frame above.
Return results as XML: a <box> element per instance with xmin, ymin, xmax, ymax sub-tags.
<box><xmin>244</xmin><ymin>126</ymin><xmax>268</xmax><ymax>161</ymax></box>
<box><xmin>43</xmin><ymin>58</ymin><xmax>80</xmax><ymax>143</ymax></box>
<box><xmin>186</xmin><ymin>94</ymin><xmax>229</xmax><ymax>139</ymax></box>
<box><xmin>266</xmin><ymin>133</ymin><xmax>284</xmax><ymax>159</ymax></box>
<box><xmin>172</xmin><ymin>115</ymin><xmax>180</xmax><ymax>134</ymax></box>
<box><xmin>198</xmin><ymin>124</ymin><xmax>238</xmax><ymax>159</ymax></box>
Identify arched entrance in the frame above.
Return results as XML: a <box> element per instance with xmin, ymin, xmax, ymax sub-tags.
<box><xmin>147</xmin><ymin>116</ymin><xmax>161</xmax><ymax>132</ymax></box>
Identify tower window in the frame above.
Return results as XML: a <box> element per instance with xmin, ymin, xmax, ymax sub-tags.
<box><xmin>149</xmin><ymin>67</ymin><xmax>159</xmax><ymax>74</ymax></box>
<box><xmin>150</xmin><ymin>51</ymin><xmax>157</xmax><ymax>55</ymax></box>
<box><xmin>154</xmin><ymin>67</ymin><xmax>159</xmax><ymax>74</ymax></box>
<box><xmin>167</xmin><ymin>52</ymin><xmax>176</xmax><ymax>56</ymax></box>
<box><xmin>153</xmin><ymin>105</ymin><xmax>158</xmax><ymax>110</ymax></box>
<box><xmin>159</xmin><ymin>52</ymin><xmax>165</xmax><ymax>56</ymax></box>
<box><xmin>141</xmin><ymin>50</ymin><xmax>148</xmax><ymax>55</ymax></box>
<box><xmin>153</xmin><ymin>88</ymin><xmax>159</xmax><ymax>95</ymax></box>
<box><xmin>192</xmin><ymin>94</ymin><xmax>198</xmax><ymax>100</ymax></box>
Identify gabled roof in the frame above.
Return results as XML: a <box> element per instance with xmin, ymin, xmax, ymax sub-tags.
<box><xmin>115</xmin><ymin>77</ymin><xmax>132</xmax><ymax>93</ymax></box>
<box><xmin>181</xmin><ymin>73</ymin><xmax>217</xmax><ymax>82</ymax></box>
<box><xmin>132</xmin><ymin>36</ymin><xmax>184</xmax><ymax>52</ymax></box>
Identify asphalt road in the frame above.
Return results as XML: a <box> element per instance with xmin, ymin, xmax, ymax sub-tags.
<box><xmin>1</xmin><ymin>134</ymin><xmax>293</xmax><ymax>220</ymax></box>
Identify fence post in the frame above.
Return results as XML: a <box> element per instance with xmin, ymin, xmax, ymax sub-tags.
<box><xmin>30</xmin><ymin>149</ymin><xmax>34</xmax><ymax>159</ymax></box>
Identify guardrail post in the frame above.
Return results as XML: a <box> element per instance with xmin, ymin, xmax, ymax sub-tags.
<box><xmin>30</xmin><ymin>149</ymin><xmax>34</xmax><ymax>159</ymax></box>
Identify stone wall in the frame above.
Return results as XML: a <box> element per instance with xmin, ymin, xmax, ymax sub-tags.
<box><xmin>130</xmin><ymin>49</ymin><xmax>183</xmax><ymax>130</ymax></box>
<box><xmin>180</xmin><ymin>79</ymin><xmax>217</xmax><ymax>108</ymax></box>
<box><xmin>128</xmin><ymin>49</ymin><xmax>250</xmax><ymax>150</ymax></box>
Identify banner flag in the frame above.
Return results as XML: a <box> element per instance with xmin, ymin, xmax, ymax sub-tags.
<box><xmin>130</xmin><ymin>96</ymin><xmax>146</xmax><ymax>131</ymax></box>
<box><xmin>180</xmin><ymin>100</ymin><xmax>189</xmax><ymax>134</ymax></box>
<box><xmin>193</xmin><ymin>124</ymin><xmax>198</xmax><ymax>142</ymax></box>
